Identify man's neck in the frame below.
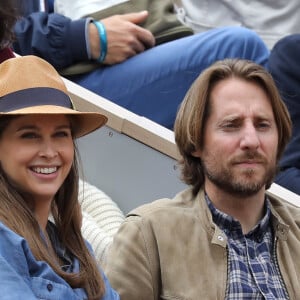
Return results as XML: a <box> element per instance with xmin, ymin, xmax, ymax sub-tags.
<box><xmin>205</xmin><ymin>184</ymin><xmax>266</xmax><ymax>234</ymax></box>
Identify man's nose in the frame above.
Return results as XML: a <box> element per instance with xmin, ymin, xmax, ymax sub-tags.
<box><xmin>240</xmin><ymin>123</ymin><xmax>260</xmax><ymax>150</ymax></box>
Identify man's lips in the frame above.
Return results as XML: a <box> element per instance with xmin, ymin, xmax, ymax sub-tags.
<box><xmin>233</xmin><ymin>160</ymin><xmax>263</xmax><ymax>165</ymax></box>
<box><xmin>232</xmin><ymin>152</ymin><xmax>267</xmax><ymax>166</ymax></box>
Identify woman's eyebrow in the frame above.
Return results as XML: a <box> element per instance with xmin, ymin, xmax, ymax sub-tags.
<box><xmin>16</xmin><ymin>124</ymin><xmax>71</xmax><ymax>132</ymax></box>
<box><xmin>16</xmin><ymin>125</ymin><xmax>38</xmax><ymax>132</ymax></box>
<box><xmin>55</xmin><ymin>124</ymin><xmax>72</xmax><ymax>130</ymax></box>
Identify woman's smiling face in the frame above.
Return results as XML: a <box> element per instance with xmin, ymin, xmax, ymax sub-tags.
<box><xmin>0</xmin><ymin>114</ymin><xmax>74</xmax><ymax>204</ymax></box>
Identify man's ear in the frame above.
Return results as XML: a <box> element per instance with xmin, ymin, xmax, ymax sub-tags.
<box><xmin>191</xmin><ymin>149</ymin><xmax>201</xmax><ymax>158</ymax></box>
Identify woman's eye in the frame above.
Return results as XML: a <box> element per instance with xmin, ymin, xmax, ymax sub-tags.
<box><xmin>20</xmin><ymin>132</ymin><xmax>38</xmax><ymax>139</ymax></box>
<box><xmin>55</xmin><ymin>131</ymin><xmax>70</xmax><ymax>137</ymax></box>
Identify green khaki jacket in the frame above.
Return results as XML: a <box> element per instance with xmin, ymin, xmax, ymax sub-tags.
<box><xmin>105</xmin><ymin>188</ymin><xmax>300</xmax><ymax>300</ymax></box>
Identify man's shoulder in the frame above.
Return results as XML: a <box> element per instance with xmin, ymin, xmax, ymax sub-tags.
<box><xmin>268</xmin><ymin>191</ymin><xmax>300</xmax><ymax>207</ymax></box>
<box><xmin>127</xmin><ymin>188</ymin><xmax>199</xmax><ymax>219</ymax></box>
<box><xmin>268</xmin><ymin>192</ymin><xmax>300</xmax><ymax>220</ymax></box>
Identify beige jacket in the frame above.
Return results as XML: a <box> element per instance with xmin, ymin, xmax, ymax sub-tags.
<box><xmin>105</xmin><ymin>188</ymin><xmax>300</xmax><ymax>300</ymax></box>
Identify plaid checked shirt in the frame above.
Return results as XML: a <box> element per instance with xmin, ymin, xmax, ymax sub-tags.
<box><xmin>206</xmin><ymin>196</ymin><xmax>289</xmax><ymax>299</ymax></box>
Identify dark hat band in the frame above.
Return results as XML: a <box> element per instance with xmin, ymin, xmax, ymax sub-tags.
<box><xmin>0</xmin><ymin>87</ymin><xmax>73</xmax><ymax>112</ymax></box>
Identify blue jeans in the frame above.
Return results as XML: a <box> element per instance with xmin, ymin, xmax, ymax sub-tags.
<box><xmin>268</xmin><ymin>34</ymin><xmax>300</xmax><ymax>195</ymax></box>
<box><xmin>71</xmin><ymin>26</ymin><xmax>269</xmax><ymax>129</ymax></box>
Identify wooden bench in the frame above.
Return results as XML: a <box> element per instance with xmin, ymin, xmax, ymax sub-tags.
<box><xmin>63</xmin><ymin>77</ymin><xmax>300</xmax><ymax>213</ymax></box>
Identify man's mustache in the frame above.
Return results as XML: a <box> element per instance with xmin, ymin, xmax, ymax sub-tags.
<box><xmin>231</xmin><ymin>151</ymin><xmax>267</xmax><ymax>164</ymax></box>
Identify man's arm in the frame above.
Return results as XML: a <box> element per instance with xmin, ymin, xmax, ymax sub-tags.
<box><xmin>14</xmin><ymin>1</ymin><xmax>155</xmax><ymax>70</ymax></box>
<box><xmin>95</xmin><ymin>12</ymin><xmax>155</xmax><ymax>64</ymax></box>
<box><xmin>13</xmin><ymin>12</ymin><xmax>89</xmax><ymax>70</ymax></box>
<box><xmin>104</xmin><ymin>216</ymin><xmax>159</xmax><ymax>300</ymax></box>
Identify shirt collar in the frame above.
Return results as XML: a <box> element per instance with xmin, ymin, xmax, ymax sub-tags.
<box><xmin>205</xmin><ymin>193</ymin><xmax>272</xmax><ymax>240</ymax></box>
<box><xmin>46</xmin><ymin>221</ymin><xmax>74</xmax><ymax>272</ymax></box>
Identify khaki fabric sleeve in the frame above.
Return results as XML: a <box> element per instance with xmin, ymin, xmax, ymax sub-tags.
<box><xmin>104</xmin><ymin>215</ymin><xmax>159</xmax><ymax>300</ymax></box>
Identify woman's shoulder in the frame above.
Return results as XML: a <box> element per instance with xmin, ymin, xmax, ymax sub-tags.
<box><xmin>0</xmin><ymin>221</ymin><xmax>34</xmax><ymax>276</ymax></box>
<box><xmin>0</xmin><ymin>221</ymin><xmax>26</xmax><ymax>246</ymax></box>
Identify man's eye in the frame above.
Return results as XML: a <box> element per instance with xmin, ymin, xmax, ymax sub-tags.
<box><xmin>257</xmin><ymin>122</ymin><xmax>270</xmax><ymax>129</ymax></box>
<box><xmin>222</xmin><ymin>122</ymin><xmax>239</xmax><ymax>129</ymax></box>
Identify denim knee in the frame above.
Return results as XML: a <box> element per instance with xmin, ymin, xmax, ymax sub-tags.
<box><xmin>220</xmin><ymin>26</ymin><xmax>269</xmax><ymax>66</ymax></box>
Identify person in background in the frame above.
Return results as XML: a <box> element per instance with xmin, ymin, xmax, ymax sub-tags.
<box><xmin>104</xmin><ymin>59</ymin><xmax>300</xmax><ymax>299</ymax></box>
<box><xmin>174</xmin><ymin>0</ymin><xmax>300</xmax><ymax>50</ymax></box>
<box><xmin>267</xmin><ymin>34</ymin><xmax>300</xmax><ymax>195</ymax></box>
<box><xmin>13</xmin><ymin>0</ymin><xmax>269</xmax><ymax>129</ymax></box>
<box><xmin>78</xmin><ymin>179</ymin><xmax>125</xmax><ymax>266</ymax></box>
<box><xmin>0</xmin><ymin>55</ymin><xmax>119</xmax><ymax>300</ymax></box>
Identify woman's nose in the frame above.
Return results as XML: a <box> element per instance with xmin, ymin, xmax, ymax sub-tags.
<box><xmin>38</xmin><ymin>141</ymin><xmax>58</xmax><ymax>158</ymax></box>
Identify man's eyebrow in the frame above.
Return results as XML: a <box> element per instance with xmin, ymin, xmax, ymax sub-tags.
<box><xmin>218</xmin><ymin>115</ymin><xmax>242</xmax><ymax>123</ymax></box>
<box><xmin>253</xmin><ymin>114</ymin><xmax>274</xmax><ymax>121</ymax></box>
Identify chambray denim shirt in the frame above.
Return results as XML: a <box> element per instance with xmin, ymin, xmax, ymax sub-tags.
<box><xmin>0</xmin><ymin>221</ymin><xmax>119</xmax><ymax>300</ymax></box>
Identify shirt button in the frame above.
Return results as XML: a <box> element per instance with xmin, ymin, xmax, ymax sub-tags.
<box><xmin>47</xmin><ymin>284</ymin><xmax>53</xmax><ymax>292</ymax></box>
<box><xmin>217</xmin><ymin>235</ymin><xmax>224</xmax><ymax>241</ymax></box>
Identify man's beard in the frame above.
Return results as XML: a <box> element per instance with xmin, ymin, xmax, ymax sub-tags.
<box><xmin>201</xmin><ymin>152</ymin><xmax>277</xmax><ymax>197</ymax></box>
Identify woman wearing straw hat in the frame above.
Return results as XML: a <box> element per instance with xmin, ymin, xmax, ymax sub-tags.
<box><xmin>0</xmin><ymin>0</ymin><xmax>125</xmax><ymax>269</ymax></box>
<box><xmin>0</xmin><ymin>55</ymin><xmax>119</xmax><ymax>300</ymax></box>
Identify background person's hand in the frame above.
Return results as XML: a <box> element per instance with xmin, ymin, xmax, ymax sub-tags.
<box><xmin>89</xmin><ymin>11</ymin><xmax>155</xmax><ymax>64</ymax></box>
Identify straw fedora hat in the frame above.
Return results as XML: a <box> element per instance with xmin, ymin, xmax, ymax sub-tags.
<box><xmin>0</xmin><ymin>55</ymin><xmax>107</xmax><ymax>138</ymax></box>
